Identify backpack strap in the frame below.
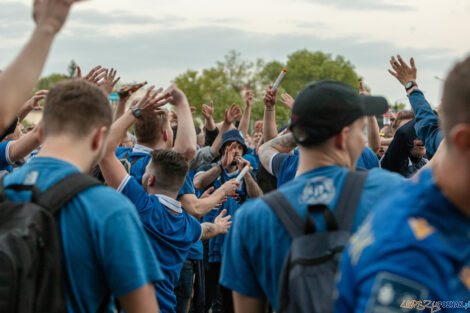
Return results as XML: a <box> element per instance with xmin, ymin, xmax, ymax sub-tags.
<box><xmin>263</xmin><ymin>190</ymin><xmax>305</xmax><ymax>238</ymax></box>
<box><xmin>36</xmin><ymin>172</ymin><xmax>102</xmax><ymax>214</ymax></box>
<box><xmin>334</xmin><ymin>170</ymin><xmax>368</xmax><ymax>231</ymax></box>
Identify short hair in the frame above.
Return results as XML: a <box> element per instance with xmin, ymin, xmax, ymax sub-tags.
<box><xmin>134</xmin><ymin>113</ymin><xmax>164</xmax><ymax>145</ymax></box>
<box><xmin>441</xmin><ymin>56</ymin><xmax>470</xmax><ymax>139</ymax></box>
<box><xmin>149</xmin><ymin>149</ymin><xmax>188</xmax><ymax>193</ymax></box>
<box><xmin>392</xmin><ymin>111</ymin><xmax>415</xmax><ymax>131</ymax></box>
<box><xmin>43</xmin><ymin>80</ymin><xmax>112</xmax><ymax>137</ymax></box>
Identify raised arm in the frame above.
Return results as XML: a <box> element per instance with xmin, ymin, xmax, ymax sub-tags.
<box><xmin>18</xmin><ymin>90</ymin><xmax>48</xmax><ymax>121</ymax></box>
<box><xmin>359</xmin><ymin>79</ymin><xmax>380</xmax><ymax>153</ymax></box>
<box><xmin>258</xmin><ymin>133</ymin><xmax>297</xmax><ymax>174</ymax></box>
<box><xmin>263</xmin><ymin>86</ymin><xmax>279</xmax><ymax>142</ymax></box>
<box><xmin>169</xmin><ymin>85</ymin><xmax>197</xmax><ymax>162</ymax></box>
<box><xmin>0</xmin><ymin>0</ymin><xmax>81</xmax><ymax>131</ymax></box>
<box><xmin>238</xmin><ymin>90</ymin><xmax>253</xmax><ymax>138</ymax></box>
<box><xmin>193</xmin><ymin>164</ymin><xmax>223</xmax><ymax>190</ymax></box>
<box><xmin>211</xmin><ymin>103</ymin><xmax>241</xmax><ymax>156</ymax></box>
<box><xmin>8</xmin><ymin>124</ymin><xmax>41</xmax><ymax>163</ymax></box>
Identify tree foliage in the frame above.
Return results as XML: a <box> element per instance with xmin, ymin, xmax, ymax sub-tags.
<box><xmin>173</xmin><ymin>49</ymin><xmax>360</xmax><ymax>130</ymax></box>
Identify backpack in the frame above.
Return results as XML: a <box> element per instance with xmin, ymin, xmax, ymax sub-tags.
<box><xmin>0</xmin><ymin>172</ymin><xmax>106</xmax><ymax>313</ymax></box>
<box><xmin>90</xmin><ymin>151</ymin><xmax>145</xmax><ymax>182</ymax></box>
<box><xmin>262</xmin><ymin>170</ymin><xmax>368</xmax><ymax>313</ymax></box>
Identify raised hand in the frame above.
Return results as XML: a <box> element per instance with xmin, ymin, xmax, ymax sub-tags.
<box><xmin>224</xmin><ymin>103</ymin><xmax>242</xmax><ymax>125</ymax></box>
<box><xmin>165</xmin><ymin>84</ymin><xmax>188</xmax><ymax>106</ymax></box>
<box><xmin>358</xmin><ymin>79</ymin><xmax>370</xmax><ymax>96</ymax></box>
<box><xmin>388</xmin><ymin>55</ymin><xmax>417</xmax><ymax>86</ymax></box>
<box><xmin>264</xmin><ymin>85</ymin><xmax>278</xmax><ymax>110</ymax></box>
<box><xmin>280</xmin><ymin>93</ymin><xmax>294</xmax><ymax>110</ymax></box>
<box><xmin>33</xmin><ymin>0</ymin><xmax>83</xmax><ymax>34</ymax></box>
<box><xmin>98</xmin><ymin>68</ymin><xmax>120</xmax><ymax>96</ymax></box>
<box><xmin>244</xmin><ymin>90</ymin><xmax>254</xmax><ymax>108</ymax></box>
<box><xmin>77</xmin><ymin>65</ymin><xmax>107</xmax><ymax>85</ymax></box>
<box><xmin>134</xmin><ymin>86</ymin><xmax>172</xmax><ymax>115</ymax></box>
<box><xmin>234</xmin><ymin>156</ymin><xmax>250</xmax><ymax>171</ymax></box>
<box><xmin>27</xmin><ymin>90</ymin><xmax>49</xmax><ymax>110</ymax></box>
<box><xmin>221</xmin><ymin>142</ymin><xmax>236</xmax><ymax>168</ymax></box>
<box><xmin>202</xmin><ymin>100</ymin><xmax>214</xmax><ymax>119</ymax></box>
<box><xmin>214</xmin><ymin>209</ymin><xmax>232</xmax><ymax>234</ymax></box>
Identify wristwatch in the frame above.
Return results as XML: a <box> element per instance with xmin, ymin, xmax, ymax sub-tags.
<box><xmin>130</xmin><ymin>106</ymin><xmax>143</xmax><ymax>120</ymax></box>
<box><xmin>405</xmin><ymin>81</ymin><xmax>418</xmax><ymax>92</ymax></box>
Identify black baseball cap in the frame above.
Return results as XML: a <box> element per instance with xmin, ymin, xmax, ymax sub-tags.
<box><xmin>289</xmin><ymin>80</ymin><xmax>388</xmax><ymax>146</ymax></box>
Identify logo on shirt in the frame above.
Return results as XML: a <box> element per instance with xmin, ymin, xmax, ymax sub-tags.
<box><xmin>300</xmin><ymin>176</ymin><xmax>335</xmax><ymax>205</ymax></box>
<box><xmin>349</xmin><ymin>218</ymin><xmax>374</xmax><ymax>265</ymax></box>
<box><xmin>460</xmin><ymin>267</ymin><xmax>470</xmax><ymax>291</ymax></box>
<box><xmin>408</xmin><ymin>217</ymin><xmax>435</xmax><ymax>240</ymax></box>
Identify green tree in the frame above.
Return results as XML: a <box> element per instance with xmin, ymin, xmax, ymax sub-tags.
<box><xmin>67</xmin><ymin>60</ymin><xmax>77</xmax><ymax>78</ymax></box>
<box><xmin>36</xmin><ymin>73</ymin><xmax>67</xmax><ymax>91</ymax></box>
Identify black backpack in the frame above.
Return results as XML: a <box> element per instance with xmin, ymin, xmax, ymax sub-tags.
<box><xmin>0</xmin><ymin>172</ymin><xmax>103</xmax><ymax>313</ymax></box>
<box><xmin>263</xmin><ymin>170</ymin><xmax>368</xmax><ymax>313</ymax></box>
<box><xmin>90</xmin><ymin>152</ymin><xmax>145</xmax><ymax>183</ymax></box>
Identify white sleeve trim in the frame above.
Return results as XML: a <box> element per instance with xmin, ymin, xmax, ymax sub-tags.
<box><xmin>197</xmin><ymin>224</ymin><xmax>204</xmax><ymax>242</ymax></box>
<box><xmin>268</xmin><ymin>152</ymin><xmax>279</xmax><ymax>175</ymax></box>
<box><xmin>117</xmin><ymin>174</ymin><xmax>131</xmax><ymax>193</ymax></box>
<box><xmin>5</xmin><ymin>141</ymin><xmax>13</xmax><ymax>165</ymax></box>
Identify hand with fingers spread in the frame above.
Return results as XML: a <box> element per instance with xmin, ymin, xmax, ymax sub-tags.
<box><xmin>221</xmin><ymin>142</ymin><xmax>237</xmax><ymax>168</ymax></box>
<box><xmin>358</xmin><ymin>79</ymin><xmax>370</xmax><ymax>96</ymax></box>
<box><xmin>244</xmin><ymin>90</ymin><xmax>254</xmax><ymax>108</ymax></box>
<box><xmin>264</xmin><ymin>85</ymin><xmax>278</xmax><ymax>110</ymax></box>
<box><xmin>200</xmin><ymin>186</ymin><xmax>228</xmax><ymax>208</ymax></box>
<box><xmin>77</xmin><ymin>65</ymin><xmax>107</xmax><ymax>85</ymax></box>
<box><xmin>98</xmin><ymin>68</ymin><xmax>120</xmax><ymax>96</ymax></box>
<box><xmin>134</xmin><ymin>86</ymin><xmax>172</xmax><ymax>116</ymax></box>
<box><xmin>214</xmin><ymin>209</ymin><xmax>232</xmax><ymax>234</ymax></box>
<box><xmin>224</xmin><ymin>103</ymin><xmax>242</xmax><ymax>125</ymax></box>
<box><xmin>280</xmin><ymin>93</ymin><xmax>294</xmax><ymax>110</ymax></box>
<box><xmin>33</xmin><ymin>0</ymin><xmax>83</xmax><ymax>34</ymax></box>
<box><xmin>26</xmin><ymin>90</ymin><xmax>49</xmax><ymax>110</ymax></box>
<box><xmin>388</xmin><ymin>55</ymin><xmax>417</xmax><ymax>86</ymax></box>
<box><xmin>202</xmin><ymin>100</ymin><xmax>214</xmax><ymax>120</ymax></box>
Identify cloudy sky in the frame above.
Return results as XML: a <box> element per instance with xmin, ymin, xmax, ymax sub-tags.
<box><xmin>1</xmin><ymin>0</ymin><xmax>469</xmax><ymax>107</ymax></box>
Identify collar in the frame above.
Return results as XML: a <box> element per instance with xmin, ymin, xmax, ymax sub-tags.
<box><xmin>155</xmin><ymin>194</ymin><xmax>183</xmax><ymax>214</ymax></box>
<box><xmin>133</xmin><ymin>144</ymin><xmax>152</xmax><ymax>155</ymax></box>
<box><xmin>225</xmin><ymin>168</ymin><xmax>240</xmax><ymax>178</ymax></box>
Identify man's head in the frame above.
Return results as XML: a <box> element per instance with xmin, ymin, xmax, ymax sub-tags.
<box><xmin>142</xmin><ymin>149</ymin><xmax>188</xmax><ymax>196</ymax></box>
<box><xmin>289</xmin><ymin>80</ymin><xmax>388</xmax><ymax>168</ymax></box>
<box><xmin>441</xmin><ymin>56</ymin><xmax>470</xmax><ymax>153</ymax></box>
<box><xmin>220</xmin><ymin>129</ymin><xmax>247</xmax><ymax>159</ymax></box>
<box><xmin>134</xmin><ymin>111</ymin><xmax>173</xmax><ymax>149</ymax></box>
<box><xmin>42</xmin><ymin>80</ymin><xmax>112</xmax><ymax>167</ymax></box>
<box><xmin>252</xmin><ymin>130</ymin><xmax>263</xmax><ymax>147</ymax></box>
<box><xmin>410</xmin><ymin>139</ymin><xmax>426</xmax><ymax>159</ymax></box>
<box><xmin>392</xmin><ymin>111</ymin><xmax>414</xmax><ymax>132</ymax></box>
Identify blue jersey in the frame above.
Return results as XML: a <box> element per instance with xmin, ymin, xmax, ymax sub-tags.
<box><xmin>120</xmin><ymin>175</ymin><xmax>203</xmax><ymax>313</ymax></box>
<box><xmin>272</xmin><ymin>147</ymin><xmax>380</xmax><ymax>187</ymax></box>
<box><xmin>4</xmin><ymin>157</ymin><xmax>162</xmax><ymax>313</ymax></box>
<box><xmin>0</xmin><ymin>140</ymin><xmax>13</xmax><ymax>172</ymax></box>
<box><xmin>219</xmin><ymin>165</ymin><xmax>404</xmax><ymax>310</ymax></box>
<box><xmin>115</xmin><ymin>145</ymin><xmax>152</xmax><ymax>184</ymax></box>
<box><xmin>335</xmin><ymin>168</ymin><xmax>470</xmax><ymax>313</ymax></box>
<box><xmin>178</xmin><ymin>172</ymin><xmax>203</xmax><ymax>261</ymax></box>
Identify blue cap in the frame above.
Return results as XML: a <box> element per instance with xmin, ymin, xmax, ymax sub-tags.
<box><xmin>220</xmin><ymin>129</ymin><xmax>247</xmax><ymax>155</ymax></box>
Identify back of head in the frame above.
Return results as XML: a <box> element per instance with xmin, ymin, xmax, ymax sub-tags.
<box><xmin>43</xmin><ymin>80</ymin><xmax>112</xmax><ymax>138</ymax></box>
<box><xmin>441</xmin><ymin>56</ymin><xmax>470</xmax><ymax>141</ymax></box>
<box><xmin>134</xmin><ymin>113</ymin><xmax>164</xmax><ymax>146</ymax></box>
<box><xmin>149</xmin><ymin>149</ymin><xmax>188</xmax><ymax>193</ymax></box>
<box><xmin>392</xmin><ymin>111</ymin><xmax>415</xmax><ymax>131</ymax></box>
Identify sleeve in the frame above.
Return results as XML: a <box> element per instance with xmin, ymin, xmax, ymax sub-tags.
<box><xmin>0</xmin><ymin>141</ymin><xmax>13</xmax><ymax>169</ymax></box>
<box><xmin>408</xmin><ymin>90</ymin><xmax>443</xmax><ymax>156</ymax></box>
<box><xmin>270</xmin><ymin>153</ymin><xmax>290</xmax><ymax>176</ymax></box>
<box><xmin>189</xmin><ymin>215</ymin><xmax>203</xmax><ymax>243</ymax></box>
<box><xmin>205</xmin><ymin>126</ymin><xmax>219</xmax><ymax>147</ymax></box>
<box><xmin>219</xmin><ymin>207</ymin><xmax>264</xmax><ymax>298</ymax></box>
<box><xmin>380</xmin><ymin>120</ymin><xmax>415</xmax><ymax>174</ymax></box>
<box><xmin>99</xmin><ymin>208</ymin><xmax>163</xmax><ymax>297</ymax></box>
<box><xmin>119</xmin><ymin>175</ymin><xmax>152</xmax><ymax>214</ymax></box>
<box><xmin>189</xmin><ymin>146</ymin><xmax>217</xmax><ymax>172</ymax></box>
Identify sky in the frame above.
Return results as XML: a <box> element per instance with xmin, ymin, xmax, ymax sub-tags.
<box><xmin>1</xmin><ymin>0</ymin><xmax>469</xmax><ymax>108</ymax></box>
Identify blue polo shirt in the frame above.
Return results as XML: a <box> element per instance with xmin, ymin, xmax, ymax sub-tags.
<box><xmin>0</xmin><ymin>140</ymin><xmax>14</xmax><ymax>172</ymax></box>
<box><xmin>119</xmin><ymin>175</ymin><xmax>203</xmax><ymax>313</ymax></box>
<box><xmin>334</xmin><ymin>168</ymin><xmax>470</xmax><ymax>313</ymax></box>
<box><xmin>3</xmin><ymin>157</ymin><xmax>162</xmax><ymax>313</ymax></box>
<box><xmin>115</xmin><ymin>144</ymin><xmax>152</xmax><ymax>184</ymax></box>
<box><xmin>178</xmin><ymin>172</ymin><xmax>203</xmax><ymax>261</ymax></box>
<box><xmin>272</xmin><ymin>146</ymin><xmax>380</xmax><ymax>187</ymax></box>
<box><xmin>219</xmin><ymin>165</ymin><xmax>404</xmax><ymax>310</ymax></box>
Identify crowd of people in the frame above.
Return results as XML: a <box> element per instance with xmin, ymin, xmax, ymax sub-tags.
<box><xmin>0</xmin><ymin>1</ymin><xmax>469</xmax><ymax>313</ymax></box>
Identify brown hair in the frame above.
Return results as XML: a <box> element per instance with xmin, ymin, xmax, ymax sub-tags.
<box><xmin>134</xmin><ymin>113</ymin><xmax>164</xmax><ymax>145</ymax></box>
<box><xmin>43</xmin><ymin>80</ymin><xmax>112</xmax><ymax>137</ymax></box>
<box><xmin>441</xmin><ymin>56</ymin><xmax>470</xmax><ymax>139</ymax></box>
<box><xmin>149</xmin><ymin>149</ymin><xmax>188</xmax><ymax>193</ymax></box>
<box><xmin>392</xmin><ymin>111</ymin><xmax>415</xmax><ymax>131</ymax></box>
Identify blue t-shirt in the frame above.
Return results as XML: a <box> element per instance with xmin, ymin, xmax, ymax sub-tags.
<box><xmin>3</xmin><ymin>157</ymin><xmax>162</xmax><ymax>313</ymax></box>
<box><xmin>121</xmin><ymin>176</ymin><xmax>203</xmax><ymax>313</ymax></box>
<box><xmin>219</xmin><ymin>165</ymin><xmax>404</xmax><ymax>310</ymax></box>
<box><xmin>195</xmin><ymin>165</ymin><xmax>249</xmax><ymax>263</ymax></box>
<box><xmin>272</xmin><ymin>147</ymin><xmax>380</xmax><ymax>187</ymax></box>
<box><xmin>115</xmin><ymin>146</ymin><xmax>152</xmax><ymax>185</ymax></box>
<box><xmin>178</xmin><ymin>172</ymin><xmax>203</xmax><ymax>261</ymax></box>
<box><xmin>246</xmin><ymin>147</ymin><xmax>260</xmax><ymax>172</ymax></box>
<box><xmin>335</xmin><ymin>168</ymin><xmax>470</xmax><ymax>313</ymax></box>
<box><xmin>0</xmin><ymin>140</ymin><xmax>13</xmax><ymax>172</ymax></box>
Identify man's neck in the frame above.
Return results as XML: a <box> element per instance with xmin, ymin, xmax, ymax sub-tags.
<box><xmin>37</xmin><ymin>136</ymin><xmax>95</xmax><ymax>173</ymax></box>
<box><xmin>297</xmin><ymin>146</ymin><xmax>353</xmax><ymax>177</ymax></box>
<box><xmin>433</xmin><ymin>150</ymin><xmax>470</xmax><ymax>218</ymax></box>
<box><xmin>225</xmin><ymin>165</ymin><xmax>238</xmax><ymax>173</ymax></box>
<box><xmin>136</xmin><ymin>140</ymin><xmax>167</xmax><ymax>151</ymax></box>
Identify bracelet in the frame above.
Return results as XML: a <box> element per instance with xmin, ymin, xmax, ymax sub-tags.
<box><xmin>265</xmin><ymin>108</ymin><xmax>275</xmax><ymax>112</ymax></box>
<box><xmin>218</xmin><ymin>164</ymin><xmax>224</xmax><ymax>172</ymax></box>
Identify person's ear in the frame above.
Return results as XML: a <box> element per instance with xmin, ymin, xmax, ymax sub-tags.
<box><xmin>162</xmin><ymin>129</ymin><xmax>168</xmax><ymax>142</ymax></box>
<box><xmin>334</xmin><ymin>127</ymin><xmax>349</xmax><ymax>150</ymax></box>
<box><xmin>147</xmin><ymin>174</ymin><xmax>155</xmax><ymax>187</ymax></box>
<box><xmin>91</xmin><ymin>126</ymin><xmax>108</xmax><ymax>151</ymax></box>
<box><xmin>449</xmin><ymin>124</ymin><xmax>470</xmax><ymax>155</ymax></box>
